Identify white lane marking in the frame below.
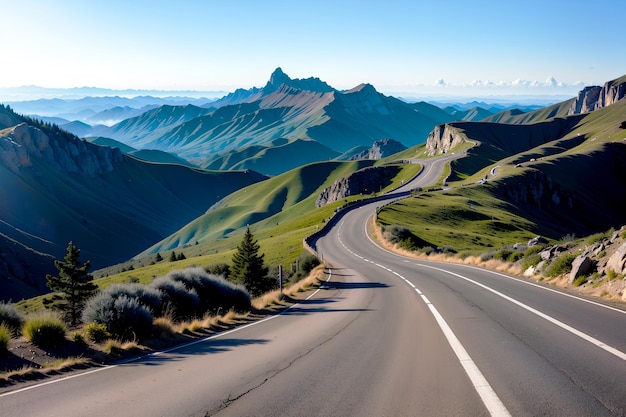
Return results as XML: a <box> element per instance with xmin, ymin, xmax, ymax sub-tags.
<box><xmin>0</xmin><ymin>269</ymin><xmax>334</xmax><ymax>398</ymax></box>
<box><xmin>338</xmin><ymin>222</ymin><xmax>511</xmax><ymax>417</ymax></box>
<box><xmin>416</xmin><ymin>263</ymin><xmax>626</xmax><ymax>362</ymax></box>
<box><xmin>456</xmin><ymin>264</ymin><xmax>626</xmax><ymax>316</ymax></box>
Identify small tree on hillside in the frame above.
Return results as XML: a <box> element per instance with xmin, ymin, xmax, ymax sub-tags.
<box><xmin>46</xmin><ymin>241</ymin><xmax>98</xmax><ymax>326</ymax></box>
<box><xmin>231</xmin><ymin>228</ymin><xmax>275</xmax><ymax>297</ymax></box>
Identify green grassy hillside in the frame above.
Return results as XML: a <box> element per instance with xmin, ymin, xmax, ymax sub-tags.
<box><xmin>136</xmin><ymin>160</ymin><xmax>378</xmax><ymax>256</ymax></box>
<box><xmin>201</xmin><ymin>138</ymin><xmax>340</xmax><ymax>175</ymax></box>
<box><xmin>377</xmin><ymin>99</ymin><xmax>626</xmax><ymax>253</ymax></box>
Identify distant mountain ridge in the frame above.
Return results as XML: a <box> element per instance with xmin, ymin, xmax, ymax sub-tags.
<box><xmin>58</xmin><ymin>68</ymin><xmax>457</xmax><ymax>174</ymax></box>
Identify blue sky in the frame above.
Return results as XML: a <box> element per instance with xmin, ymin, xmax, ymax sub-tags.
<box><xmin>2</xmin><ymin>0</ymin><xmax>624</xmax><ymax>98</ymax></box>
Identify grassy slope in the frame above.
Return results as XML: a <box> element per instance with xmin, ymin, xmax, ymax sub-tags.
<box><xmin>201</xmin><ymin>138</ymin><xmax>340</xmax><ymax>176</ymax></box>
<box><xmin>377</xmin><ymin>99</ymin><xmax>626</xmax><ymax>252</ymax></box>
<box><xmin>95</xmin><ymin>161</ymin><xmax>422</xmax><ymax>287</ymax></box>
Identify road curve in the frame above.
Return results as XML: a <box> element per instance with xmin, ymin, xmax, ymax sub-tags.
<box><xmin>1</xmin><ymin>154</ymin><xmax>625</xmax><ymax>417</ymax></box>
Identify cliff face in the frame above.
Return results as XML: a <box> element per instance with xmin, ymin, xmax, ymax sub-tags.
<box><xmin>497</xmin><ymin>170</ymin><xmax>573</xmax><ymax>209</ymax></box>
<box><xmin>567</xmin><ymin>77</ymin><xmax>626</xmax><ymax>115</ymax></box>
<box><xmin>0</xmin><ymin>122</ymin><xmax>124</xmax><ymax>175</ymax></box>
<box><xmin>316</xmin><ymin>165</ymin><xmax>400</xmax><ymax>207</ymax></box>
<box><xmin>425</xmin><ymin>124</ymin><xmax>466</xmax><ymax>156</ymax></box>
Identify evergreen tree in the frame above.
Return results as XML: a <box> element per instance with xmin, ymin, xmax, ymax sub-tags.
<box><xmin>155</xmin><ymin>253</ymin><xmax>163</xmax><ymax>262</ymax></box>
<box><xmin>46</xmin><ymin>241</ymin><xmax>98</xmax><ymax>326</ymax></box>
<box><xmin>231</xmin><ymin>228</ymin><xmax>275</xmax><ymax>297</ymax></box>
<box><xmin>169</xmin><ymin>251</ymin><xmax>177</xmax><ymax>262</ymax></box>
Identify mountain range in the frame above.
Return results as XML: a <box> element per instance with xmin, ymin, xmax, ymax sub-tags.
<box><xmin>1</xmin><ymin>70</ymin><xmax>625</xmax><ymax>303</ymax></box>
<box><xmin>19</xmin><ymin>68</ymin><xmax>495</xmax><ymax>176</ymax></box>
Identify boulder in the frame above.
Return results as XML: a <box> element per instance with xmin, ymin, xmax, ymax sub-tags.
<box><xmin>606</xmin><ymin>242</ymin><xmax>626</xmax><ymax>275</ymax></box>
<box><xmin>528</xmin><ymin>236</ymin><xmax>549</xmax><ymax>247</ymax></box>
<box><xmin>568</xmin><ymin>256</ymin><xmax>593</xmax><ymax>284</ymax></box>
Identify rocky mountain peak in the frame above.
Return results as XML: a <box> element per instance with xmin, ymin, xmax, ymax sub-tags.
<box><xmin>263</xmin><ymin>67</ymin><xmax>335</xmax><ymax>95</ymax></box>
<box><xmin>266</xmin><ymin>67</ymin><xmax>291</xmax><ymax>90</ymax></box>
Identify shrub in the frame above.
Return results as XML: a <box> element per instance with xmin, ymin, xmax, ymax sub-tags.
<box><xmin>585</xmin><ymin>232</ymin><xmax>607</xmax><ymax>246</ymax></box>
<box><xmin>383</xmin><ymin>225</ymin><xmax>430</xmax><ymax>251</ymax></box>
<box><xmin>163</xmin><ymin>267</ymin><xmax>250</xmax><ymax>315</ymax></box>
<box><xmin>545</xmin><ymin>254</ymin><xmax>577</xmax><ymax>277</ymax></box>
<box><xmin>83</xmin><ymin>293</ymin><xmax>153</xmax><ymax>340</ymax></box>
<box><xmin>521</xmin><ymin>253</ymin><xmax>542</xmax><ymax>271</ymax></box>
<box><xmin>72</xmin><ymin>331</ymin><xmax>86</xmax><ymax>345</ymax></box>
<box><xmin>149</xmin><ymin>275</ymin><xmax>200</xmax><ymax>320</ymax></box>
<box><xmin>22</xmin><ymin>313</ymin><xmax>67</xmax><ymax>347</ymax></box>
<box><xmin>494</xmin><ymin>249</ymin><xmax>513</xmax><ymax>261</ymax></box>
<box><xmin>572</xmin><ymin>276</ymin><xmax>588</xmax><ymax>287</ymax></box>
<box><xmin>85</xmin><ymin>322</ymin><xmax>111</xmax><ymax>343</ymax></box>
<box><xmin>0</xmin><ymin>301</ymin><xmax>24</xmax><ymax>336</ymax></box>
<box><xmin>607</xmin><ymin>269</ymin><xmax>617</xmax><ymax>280</ymax></box>
<box><xmin>298</xmin><ymin>253</ymin><xmax>321</xmax><ymax>274</ymax></box>
<box><xmin>524</xmin><ymin>245</ymin><xmax>545</xmax><ymax>257</ymax></box>
<box><xmin>100</xmin><ymin>284</ymin><xmax>163</xmax><ymax>316</ymax></box>
<box><xmin>0</xmin><ymin>323</ymin><xmax>10</xmax><ymax>356</ymax></box>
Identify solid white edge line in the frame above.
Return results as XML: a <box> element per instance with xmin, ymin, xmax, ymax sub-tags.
<box><xmin>338</xmin><ymin>221</ymin><xmax>512</xmax><ymax>417</ymax></box>
<box><xmin>416</xmin><ymin>263</ymin><xmax>626</xmax><ymax>362</ymax></box>
<box><xmin>0</xmin><ymin>268</ymin><xmax>335</xmax><ymax>398</ymax></box>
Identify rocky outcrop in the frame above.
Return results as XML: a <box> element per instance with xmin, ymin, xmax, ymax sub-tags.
<box><xmin>349</xmin><ymin>138</ymin><xmax>407</xmax><ymax>160</ymax></box>
<box><xmin>567</xmin><ymin>77</ymin><xmax>626</xmax><ymax>115</ymax></box>
<box><xmin>316</xmin><ymin>165</ymin><xmax>400</xmax><ymax>207</ymax></box>
<box><xmin>425</xmin><ymin>124</ymin><xmax>466</xmax><ymax>156</ymax></box>
<box><xmin>605</xmin><ymin>242</ymin><xmax>626</xmax><ymax>275</ymax></box>
<box><xmin>0</xmin><ymin>123</ymin><xmax>124</xmax><ymax>176</ymax></box>
<box><xmin>568</xmin><ymin>256</ymin><xmax>593</xmax><ymax>284</ymax></box>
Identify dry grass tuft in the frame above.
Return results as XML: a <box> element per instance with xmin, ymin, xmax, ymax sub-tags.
<box><xmin>103</xmin><ymin>339</ymin><xmax>141</xmax><ymax>354</ymax></box>
<box><xmin>152</xmin><ymin>317</ymin><xmax>177</xmax><ymax>338</ymax></box>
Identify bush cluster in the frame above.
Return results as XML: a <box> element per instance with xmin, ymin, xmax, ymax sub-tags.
<box><xmin>82</xmin><ymin>267</ymin><xmax>251</xmax><ymax>340</ymax></box>
<box><xmin>162</xmin><ymin>267</ymin><xmax>250</xmax><ymax>315</ymax></box>
<box><xmin>83</xmin><ymin>293</ymin><xmax>153</xmax><ymax>341</ymax></box>
<box><xmin>22</xmin><ymin>313</ymin><xmax>67</xmax><ymax>347</ymax></box>
<box><xmin>0</xmin><ymin>301</ymin><xmax>24</xmax><ymax>336</ymax></box>
<box><xmin>494</xmin><ymin>249</ymin><xmax>523</xmax><ymax>263</ymax></box>
<box><xmin>0</xmin><ymin>324</ymin><xmax>10</xmax><ymax>356</ymax></box>
<box><xmin>85</xmin><ymin>322</ymin><xmax>111</xmax><ymax>343</ymax></box>
<box><xmin>545</xmin><ymin>254</ymin><xmax>577</xmax><ymax>277</ymax></box>
<box><xmin>383</xmin><ymin>225</ymin><xmax>427</xmax><ymax>251</ymax></box>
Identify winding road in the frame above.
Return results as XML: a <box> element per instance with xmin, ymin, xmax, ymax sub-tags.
<box><xmin>1</xmin><ymin>154</ymin><xmax>625</xmax><ymax>416</ymax></box>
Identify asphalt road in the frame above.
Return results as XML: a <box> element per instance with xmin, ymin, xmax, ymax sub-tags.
<box><xmin>2</xmin><ymin>155</ymin><xmax>625</xmax><ymax>416</ymax></box>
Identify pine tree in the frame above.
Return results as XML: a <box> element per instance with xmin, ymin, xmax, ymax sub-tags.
<box><xmin>231</xmin><ymin>228</ymin><xmax>275</xmax><ymax>297</ymax></box>
<box><xmin>46</xmin><ymin>241</ymin><xmax>98</xmax><ymax>326</ymax></box>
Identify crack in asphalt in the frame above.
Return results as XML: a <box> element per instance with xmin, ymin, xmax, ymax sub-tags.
<box><xmin>207</xmin><ymin>269</ymin><xmax>374</xmax><ymax>416</ymax></box>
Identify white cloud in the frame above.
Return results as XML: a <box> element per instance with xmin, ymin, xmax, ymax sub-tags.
<box><xmin>434</xmin><ymin>78</ymin><xmax>447</xmax><ymax>87</ymax></box>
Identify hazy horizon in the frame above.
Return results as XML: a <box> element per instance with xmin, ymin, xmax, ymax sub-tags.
<box><xmin>1</xmin><ymin>0</ymin><xmax>623</xmax><ymax>101</ymax></box>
